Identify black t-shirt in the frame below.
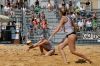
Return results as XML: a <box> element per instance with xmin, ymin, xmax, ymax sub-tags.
<box><xmin>35</xmin><ymin>1</ymin><xmax>39</xmax><ymax>6</ymax></box>
<box><xmin>0</xmin><ymin>5</ymin><xmax>3</xmax><ymax>9</ymax></box>
<box><xmin>69</xmin><ymin>1</ymin><xmax>72</xmax><ymax>6</ymax></box>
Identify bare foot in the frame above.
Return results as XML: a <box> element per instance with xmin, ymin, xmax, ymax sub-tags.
<box><xmin>64</xmin><ymin>61</ymin><xmax>70</xmax><ymax>64</ymax></box>
<box><xmin>75</xmin><ymin>59</ymin><xmax>86</xmax><ymax>64</ymax></box>
<box><xmin>88</xmin><ymin>60</ymin><xmax>93</xmax><ymax>64</ymax></box>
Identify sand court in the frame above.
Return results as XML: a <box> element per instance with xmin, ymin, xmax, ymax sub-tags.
<box><xmin>0</xmin><ymin>44</ymin><xmax>99</xmax><ymax>66</ymax></box>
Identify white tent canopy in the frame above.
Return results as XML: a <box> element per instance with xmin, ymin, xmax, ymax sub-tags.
<box><xmin>0</xmin><ymin>15</ymin><xmax>12</xmax><ymax>22</ymax></box>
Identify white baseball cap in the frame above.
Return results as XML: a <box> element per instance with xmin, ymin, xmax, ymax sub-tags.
<box><xmin>26</xmin><ymin>40</ymin><xmax>32</xmax><ymax>43</ymax></box>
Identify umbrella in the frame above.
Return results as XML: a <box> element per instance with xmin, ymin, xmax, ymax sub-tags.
<box><xmin>0</xmin><ymin>15</ymin><xmax>12</xmax><ymax>22</ymax></box>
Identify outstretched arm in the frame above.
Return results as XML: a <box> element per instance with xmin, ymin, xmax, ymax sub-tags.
<box><xmin>33</xmin><ymin>39</ymin><xmax>48</xmax><ymax>47</ymax></box>
<box><xmin>48</xmin><ymin>17</ymin><xmax>66</xmax><ymax>40</ymax></box>
<box><xmin>27</xmin><ymin>39</ymin><xmax>45</xmax><ymax>51</ymax></box>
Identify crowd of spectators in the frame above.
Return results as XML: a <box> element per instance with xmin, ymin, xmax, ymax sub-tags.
<box><xmin>75</xmin><ymin>8</ymin><xmax>97</xmax><ymax>32</ymax></box>
<box><xmin>58</xmin><ymin>0</ymin><xmax>98</xmax><ymax>32</ymax></box>
<box><xmin>0</xmin><ymin>0</ymin><xmax>98</xmax><ymax>37</ymax></box>
<box><xmin>24</xmin><ymin>0</ymin><xmax>50</xmax><ymax>40</ymax></box>
<box><xmin>0</xmin><ymin>0</ymin><xmax>98</xmax><ymax>33</ymax></box>
<box><xmin>28</xmin><ymin>11</ymin><xmax>49</xmax><ymax>37</ymax></box>
<box><xmin>0</xmin><ymin>0</ymin><xmax>51</xmax><ymax>42</ymax></box>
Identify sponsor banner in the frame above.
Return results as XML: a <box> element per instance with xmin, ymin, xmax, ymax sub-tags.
<box><xmin>81</xmin><ymin>33</ymin><xmax>100</xmax><ymax>39</ymax></box>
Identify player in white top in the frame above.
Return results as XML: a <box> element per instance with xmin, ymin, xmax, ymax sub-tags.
<box><xmin>48</xmin><ymin>6</ymin><xmax>92</xmax><ymax>63</ymax></box>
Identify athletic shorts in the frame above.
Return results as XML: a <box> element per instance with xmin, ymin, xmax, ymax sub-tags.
<box><xmin>66</xmin><ymin>32</ymin><xmax>76</xmax><ymax>38</ymax></box>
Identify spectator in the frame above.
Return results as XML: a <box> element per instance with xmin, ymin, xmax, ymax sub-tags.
<box><xmin>7</xmin><ymin>0</ymin><xmax>11</xmax><ymax>7</ymax></box>
<box><xmin>4</xmin><ymin>5</ymin><xmax>11</xmax><ymax>16</ymax></box>
<box><xmin>86</xmin><ymin>12</ymin><xmax>92</xmax><ymax>18</ymax></box>
<box><xmin>33</xmin><ymin>18</ymin><xmax>38</xmax><ymax>31</ymax></box>
<box><xmin>37</xmin><ymin>14</ymin><xmax>40</xmax><ymax>22</ymax></box>
<box><xmin>10</xmin><ymin>8</ymin><xmax>15</xmax><ymax>17</ymax></box>
<box><xmin>0</xmin><ymin>4</ymin><xmax>4</xmax><ymax>14</ymax></box>
<box><xmin>92</xmin><ymin>18</ymin><xmax>97</xmax><ymax>31</ymax></box>
<box><xmin>30</xmin><ymin>4</ymin><xmax>34</xmax><ymax>11</ymax></box>
<box><xmin>69</xmin><ymin>0</ymin><xmax>72</xmax><ymax>7</ymax></box>
<box><xmin>41</xmin><ymin>19</ymin><xmax>48</xmax><ymax>29</ymax></box>
<box><xmin>0</xmin><ymin>4</ymin><xmax>3</xmax><ymax>10</ymax></box>
<box><xmin>80</xmin><ymin>5</ymin><xmax>85</xmax><ymax>11</ymax></box>
<box><xmin>85</xmin><ymin>0</ymin><xmax>90</xmax><ymax>6</ymax></box>
<box><xmin>85</xmin><ymin>0</ymin><xmax>91</xmax><ymax>11</ymax></box>
<box><xmin>75</xmin><ymin>6</ymin><xmax>80</xmax><ymax>14</ymax></box>
<box><xmin>36</xmin><ymin>14</ymin><xmax>41</xmax><ymax>29</ymax></box>
<box><xmin>47</xmin><ymin>0</ymin><xmax>53</xmax><ymax>11</ymax></box>
<box><xmin>69</xmin><ymin>0</ymin><xmax>74</xmax><ymax>12</ymax></box>
<box><xmin>28</xmin><ymin>18</ymin><xmax>34</xmax><ymax>36</ymax></box>
<box><xmin>80</xmin><ymin>5</ymin><xmax>86</xmax><ymax>17</ymax></box>
<box><xmin>16</xmin><ymin>0</ymin><xmax>23</xmax><ymax>9</ymax></box>
<box><xmin>85</xmin><ymin>19</ymin><xmax>92</xmax><ymax>31</ymax></box>
<box><xmin>41</xmin><ymin>19</ymin><xmax>48</xmax><ymax>38</ymax></box>
<box><xmin>35</xmin><ymin>0</ymin><xmax>39</xmax><ymax>7</ymax></box>
<box><xmin>40</xmin><ymin>11</ymin><xmax>45</xmax><ymax>20</ymax></box>
<box><xmin>78</xmin><ymin>19</ymin><xmax>84</xmax><ymax>31</ymax></box>
<box><xmin>66</xmin><ymin>3</ymin><xmax>69</xmax><ymax>9</ymax></box>
<box><xmin>92</xmin><ymin>11</ymin><xmax>96</xmax><ymax>19</ymax></box>
<box><xmin>34</xmin><ymin>6</ymin><xmax>41</xmax><ymax>14</ymax></box>
<box><xmin>16</xmin><ymin>0</ymin><xmax>20</xmax><ymax>9</ymax></box>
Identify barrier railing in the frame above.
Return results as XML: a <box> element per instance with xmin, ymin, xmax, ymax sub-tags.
<box><xmin>51</xmin><ymin>31</ymin><xmax>100</xmax><ymax>44</ymax></box>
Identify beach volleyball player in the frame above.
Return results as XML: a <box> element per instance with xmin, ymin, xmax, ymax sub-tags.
<box><xmin>26</xmin><ymin>35</ymin><xmax>55</xmax><ymax>56</ymax></box>
<box><xmin>48</xmin><ymin>4</ymin><xmax>92</xmax><ymax>63</ymax></box>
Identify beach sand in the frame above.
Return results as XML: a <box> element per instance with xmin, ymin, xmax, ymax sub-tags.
<box><xmin>0</xmin><ymin>44</ymin><xmax>100</xmax><ymax>66</ymax></box>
